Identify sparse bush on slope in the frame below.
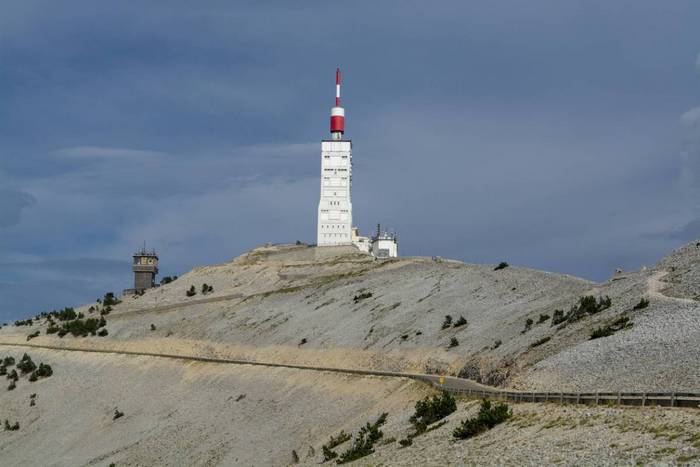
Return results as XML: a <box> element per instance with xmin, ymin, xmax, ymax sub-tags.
<box><xmin>160</xmin><ymin>275</ymin><xmax>177</xmax><ymax>285</ymax></box>
<box><xmin>552</xmin><ymin>296</ymin><xmax>613</xmax><ymax>328</ymax></box>
<box><xmin>102</xmin><ymin>292</ymin><xmax>121</xmax><ymax>307</ymax></box>
<box><xmin>29</xmin><ymin>363</ymin><xmax>53</xmax><ymax>382</ymax></box>
<box><xmin>441</xmin><ymin>315</ymin><xmax>453</xmax><ymax>329</ymax></box>
<box><xmin>322</xmin><ymin>431</ymin><xmax>352</xmax><ymax>461</ymax></box>
<box><xmin>590</xmin><ymin>316</ymin><xmax>631</xmax><ymax>340</ymax></box>
<box><xmin>57</xmin><ymin>317</ymin><xmax>107</xmax><ymax>337</ymax></box>
<box><xmin>352</xmin><ymin>291</ymin><xmax>372</xmax><ymax>303</ymax></box>
<box><xmin>530</xmin><ymin>336</ymin><xmax>551</xmax><ymax>348</ymax></box>
<box><xmin>453</xmin><ymin>399</ymin><xmax>511</xmax><ymax>440</ymax></box>
<box><xmin>17</xmin><ymin>354</ymin><xmax>36</xmax><ymax>374</ymax></box>
<box><xmin>551</xmin><ymin>309</ymin><xmax>565</xmax><ymax>325</ymax></box>
<box><xmin>4</xmin><ymin>420</ymin><xmax>19</xmax><ymax>431</ymax></box>
<box><xmin>26</xmin><ymin>330</ymin><xmax>40</xmax><ymax>341</ymax></box>
<box><xmin>336</xmin><ymin>413</ymin><xmax>388</xmax><ymax>464</ymax></box>
<box><xmin>409</xmin><ymin>391</ymin><xmax>456</xmax><ymax>434</ymax></box>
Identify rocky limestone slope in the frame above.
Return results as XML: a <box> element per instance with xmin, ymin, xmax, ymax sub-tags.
<box><xmin>0</xmin><ymin>240</ymin><xmax>699</xmax><ymax>466</ymax></box>
<box><xmin>2</xmin><ymin>240</ymin><xmax>699</xmax><ymax>392</ymax></box>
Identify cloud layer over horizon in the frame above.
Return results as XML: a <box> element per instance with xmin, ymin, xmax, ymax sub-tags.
<box><xmin>1</xmin><ymin>1</ymin><xmax>699</xmax><ymax>321</ymax></box>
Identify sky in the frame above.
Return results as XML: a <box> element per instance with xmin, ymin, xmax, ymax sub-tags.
<box><xmin>1</xmin><ymin>1</ymin><xmax>699</xmax><ymax>322</ymax></box>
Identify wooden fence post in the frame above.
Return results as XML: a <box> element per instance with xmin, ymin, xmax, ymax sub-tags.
<box><xmin>576</xmin><ymin>393</ymin><xmax>580</xmax><ymax>405</ymax></box>
<box><xmin>595</xmin><ymin>392</ymin><xmax>599</xmax><ymax>405</ymax></box>
<box><xmin>671</xmin><ymin>392</ymin><xmax>676</xmax><ymax>407</ymax></box>
<box><xmin>642</xmin><ymin>392</ymin><xmax>646</xmax><ymax>407</ymax></box>
<box><xmin>617</xmin><ymin>392</ymin><xmax>621</xmax><ymax>406</ymax></box>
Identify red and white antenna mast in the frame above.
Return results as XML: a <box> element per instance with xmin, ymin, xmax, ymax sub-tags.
<box><xmin>330</xmin><ymin>67</ymin><xmax>345</xmax><ymax>139</ymax></box>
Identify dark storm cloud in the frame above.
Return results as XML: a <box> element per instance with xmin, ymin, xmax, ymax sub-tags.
<box><xmin>1</xmin><ymin>0</ymin><xmax>700</xmax><ymax>320</ymax></box>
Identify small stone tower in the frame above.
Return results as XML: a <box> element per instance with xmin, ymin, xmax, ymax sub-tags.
<box><xmin>132</xmin><ymin>246</ymin><xmax>158</xmax><ymax>292</ymax></box>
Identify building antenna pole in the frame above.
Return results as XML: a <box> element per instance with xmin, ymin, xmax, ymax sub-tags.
<box><xmin>336</xmin><ymin>67</ymin><xmax>341</xmax><ymax>106</ymax></box>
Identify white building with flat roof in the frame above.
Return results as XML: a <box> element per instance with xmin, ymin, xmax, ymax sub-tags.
<box><xmin>371</xmin><ymin>225</ymin><xmax>398</xmax><ymax>259</ymax></box>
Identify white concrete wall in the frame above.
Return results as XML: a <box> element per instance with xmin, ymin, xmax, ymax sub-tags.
<box><xmin>317</xmin><ymin>140</ymin><xmax>353</xmax><ymax>246</ymax></box>
<box><xmin>371</xmin><ymin>238</ymin><xmax>398</xmax><ymax>258</ymax></box>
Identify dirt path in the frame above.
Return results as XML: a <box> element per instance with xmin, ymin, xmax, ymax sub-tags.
<box><xmin>646</xmin><ymin>271</ymin><xmax>697</xmax><ymax>304</ymax></box>
<box><xmin>109</xmin><ymin>292</ymin><xmax>245</xmax><ymax>320</ymax></box>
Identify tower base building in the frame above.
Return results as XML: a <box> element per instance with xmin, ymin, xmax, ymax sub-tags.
<box><xmin>317</xmin><ymin>139</ymin><xmax>353</xmax><ymax>246</ymax></box>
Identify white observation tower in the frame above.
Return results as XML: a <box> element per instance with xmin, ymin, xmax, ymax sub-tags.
<box><xmin>317</xmin><ymin>68</ymin><xmax>353</xmax><ymax>246</ymax></box>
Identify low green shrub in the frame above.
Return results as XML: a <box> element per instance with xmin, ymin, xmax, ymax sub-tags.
<box><xmin>17</xmin><ymin>354</ymin><xmax>36</xmax><ymax>374</ymax></box>
<box><xmin>449</xmin><ymin>337</ymin><xmax>459</xmax><ymax>348</ymax></box>
<box><xmin>4</xmin><ymin>420</ymin><xmax>19</xmax><ymax>431</ymax></box>
<box><xmin>453</xmin><ymin>316</ymin><xmax>468</xmax><ymax>327</ymax></box>
<box><xmin>441</xmin><ymin>315</ymin><xmax>453</xmax><ymax>329</ymax></box>
<box><xmin>493</xmin><ymin>262</ymin><xmax>509</xmax><ymax>271</ymax></box>
<box><xmin>590</xmin><ymin>316</ymin><xmax>631</xmax><ymax>340</ymax></box>
<box><xmin>553</xmin><ymin>296</ymin><xmax>613</xmax><ymax>327</ymax></box>
<box><xmin>551</xmin><ymin>309</ymin><xmax>565</xmax><ymax>325</ymax></box>
<box><xmin>398</xmin><ymin>438</ymin><xmax>412</xmax><ymax>447</ymax></box>
<box><xmin>186</xmin><ymin>286</ymin><xmax>196</xmax><ymax>297</ymax></box>
<box><xmin>2</xmin><ymin>357</ymin><xmax>15</xmax><ymax>367</ymax></box>
<box><xmin>337</xmin><ymin>413</ymin><xmax>387</xmax><ymax>464</ymax></box>
<box><xmin>492</xmin><ymin>340</ymin><xmax>502</xmax><ymax>349</ymax></box>
<box><xmin>409</xmin><ymin>391</ymin><xmax>457</xmax><ymax>433</ymax></box>
<box><xmin>537</xmin><ymin>314</ymin><xmax>550</xmax><ymax>323</ymax></box>
<box><xmin>160</xmin><ymin>276</ymin><xmax>177</xmax><ymax>285</ymax></box>
<box><xmin>98</xmin><ymin>328</ymin><xmax>108</xmax><ymax>337</ymax></box>
<box><xmin>352</xmin><ymin>291</ymin><xmax>372</xmax><ymax>303</ymax></box>
<box><xmin>113</xmin><ymin>408</ymin><xmax>124</xmax><ymax>420</ymax></box>
<box><xmin>26</xmin><ymin>330</ymin><xmax>40</xmax><ymax>341</ymax></box>
<box><xmin>530</xmin><ymin>336</ymin><xmax>551</xmax><ymax>348</ymax></box>
<box><xmin>59</xmin><ymin>317</ymin><xmax>107</xmax><ymax>337</ymax></box>
<box><xmin>633</xmin><ymin>298</ymin><xmax>650</xmax><ymax>310</ymax></box>
<box><xmin>522</xmin><ymin>318</ymin><xmax>533</xmax><ymax>333</ymax></box>
<box><xmin>35</xmin><ymin>363</ymin><xmax>52</xmax><ymax>378</ymax></box>
<box><xmin>50</xmin><ymin>307</ymin><xmax>77</xmax><ymax>321</ymax></box>
<box><xmin>322</xmin><ymin>430</ymin><xmax>352</xmax><ymax>461</ymax></box>
<box><xmin>453</xmin><ymin>399</ymin><xmax>511</xmax><ymax>439</ymax></box>
<box><xmin>102</xmin><ymin>292</ymin><xmax>121</xmax><ymax>307</ymax></box>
